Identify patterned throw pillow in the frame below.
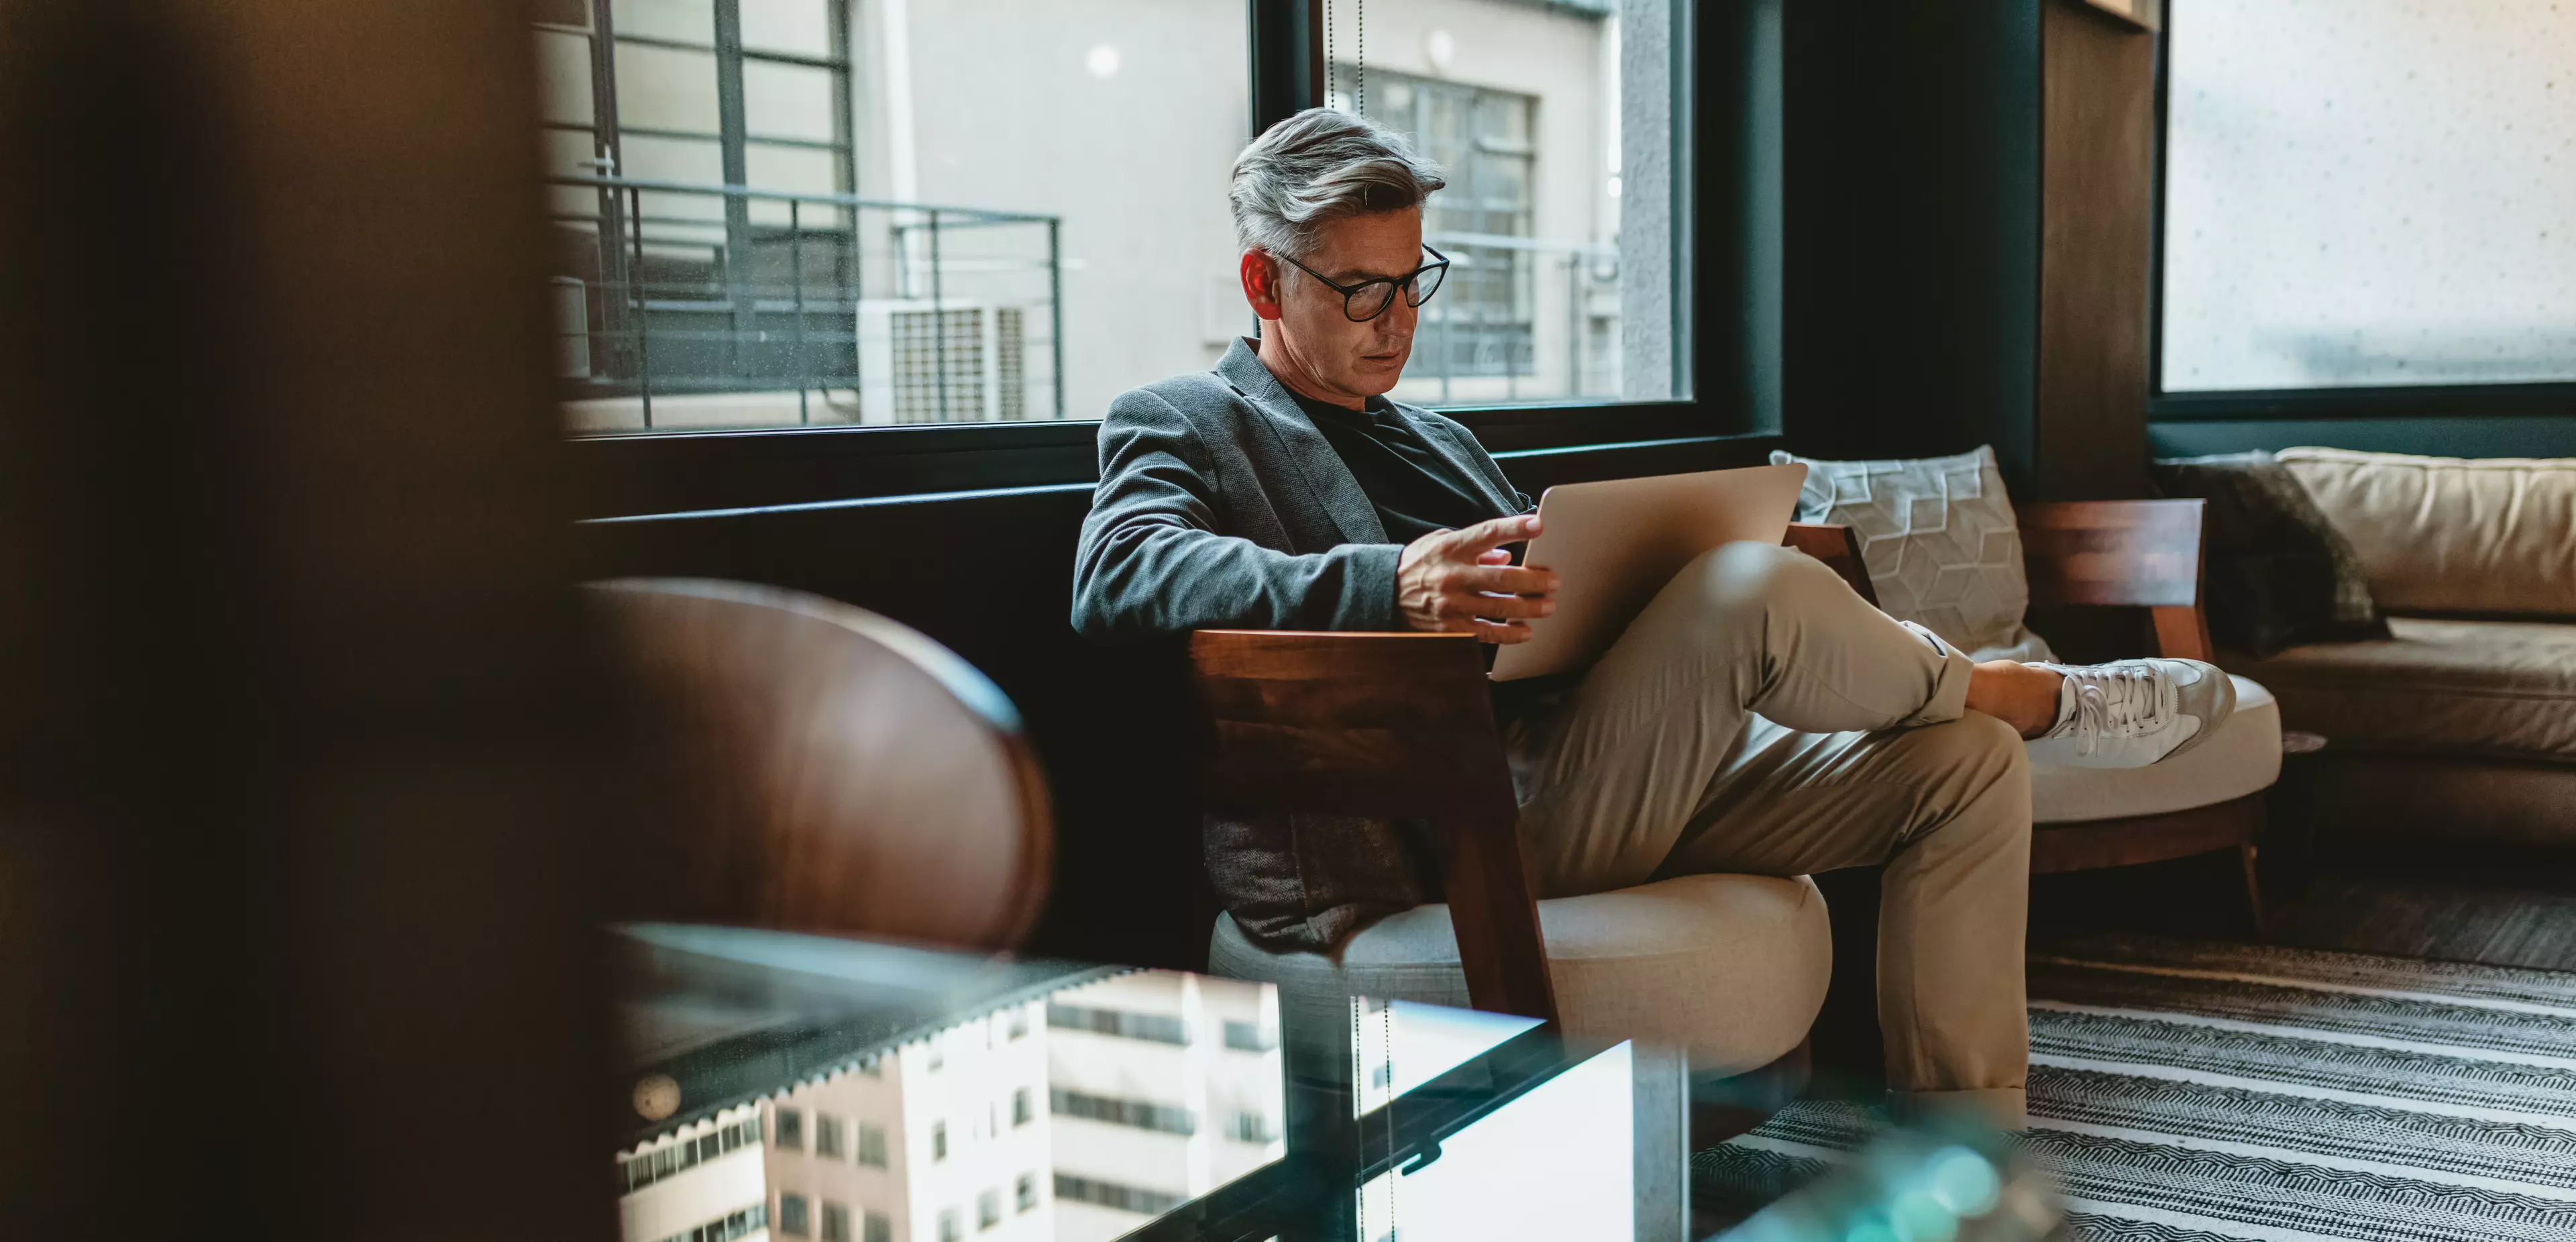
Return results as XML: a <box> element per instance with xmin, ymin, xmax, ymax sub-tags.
<box><xmin>1769</xmin><ymin>445</ymin><xmax>2055</xmax><ymax>662</ymax></box>
<box><xmin>2151</xmin><ymin>451</ymin><xmax>2388</xmax><ymax>657</ymax></box>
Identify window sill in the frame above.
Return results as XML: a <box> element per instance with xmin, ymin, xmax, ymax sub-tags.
<box><xmin>571</xmin><ymin>400</ymin><xmax>1750</xmax><ymax>517</ymax></box>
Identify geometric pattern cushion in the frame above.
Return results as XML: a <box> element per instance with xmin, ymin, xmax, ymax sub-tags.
<box><xmin>1772</xmin><ymin>445</ymin><xmax>2055</xmax><ymax>662</ymax></box>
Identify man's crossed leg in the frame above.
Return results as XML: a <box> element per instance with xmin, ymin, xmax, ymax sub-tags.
<box><xmin>1503</xmin><ymin>541</ymin><xmax>2082</xmax><ymax>1131</ymax></box>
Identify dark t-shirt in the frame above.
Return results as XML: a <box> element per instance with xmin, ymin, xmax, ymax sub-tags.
<box><xmin>1291</xmin><ymin>391</ymin><xmax>1515</xmax><ymax>544</ymax></box>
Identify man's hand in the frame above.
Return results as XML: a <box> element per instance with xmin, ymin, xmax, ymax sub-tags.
<box><xmin>1395</xmin><ymin>515</ymin><xmax>1558</xmax><ymax>643</ymax></box>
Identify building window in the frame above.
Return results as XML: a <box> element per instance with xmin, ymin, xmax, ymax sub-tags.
<box><xmin>1012</xmin><ymin>1087</ymin><xmax>1032</xmax><ymax>1127</ymax></box>
<box><xmin>2163</xmin><ymin>0</ymin><xmax>2576</xmax><ymax>391</ymax></box>
<box><xmin>1353</xmin><ymin>68</ymin><xmax>1539</xmax><ymax>388</ymax></box>
<box><xmin>1053</xmin><ymin>1174</ymin><xmax>1184</xmax><ymax>1217</ymax></box>
<box><xmin>618</xmin><ymin>1116</ymin><xmax>764</xmax><ymax>1193</ymax></box>
<box><xmin>1221</xmin><ymin>1020</ymin><xmax>1275</xmax><ymax>1053</ymax></box>
<box><xmin>642</xmin><ymin>1202</ymin><xmax>769</xmax><ymax>1242</ymax></box>
<box><xmin>779</xmin><ymin>1193</ymin><xmax>811</xmax><ymax>1237</ymax></box>
<box><xmin>930</xmin><ymin>1121</ymin><xmax>947</xmax><ymax>1161</ymax></box>
<box><xmin>1016</xmin><ymin>1173</ymin><xmax>1038</xmax><ymax>1213</ymax></box>
<box><xmin>1007</xmin><ymin>1006</ymin><xmax>1030</xmax><ymax>1039</ymax></box>
<box><xmin>1046</xmin><ymin>1002</ymin><xmax>1187</xmax><ymax>1045</ymax></box>
<box><xmin>938</xmin><ymin>1208</ymin><xmax>961</xmax><ymax>1242</ymax></box>
<box><xmin>813</xmin><ymin>1112</ymin><xmax>843</xmax><ymax>1158</ymax></box>
<box><xmin>820</xmin><ymin>1202</ymin><xmax>850</xmax><ymax>1242</ymax></box>
<box><xmin>977</xmin><ymin>1189</ymin><xmax>1002</xmax><ymax>1230</ymax></box>
<box><xmin>1229</xmin><ymin>1112</ymin><xmax>1275</xmax><ymax>1145</ymax></box>
<box><xmin>1326</xmin><ymin>0</ymin><xmax>1678</xmax><ymax>406</ymax></box>
<box><xmin>863</xmin><ymin>1210</ymin><xmax>892</xmax><ymax>1242</ymax></box>
<box><xmin>855</xmin><ymin>1122</ymin><xmax>888</xmax><ymax>1168</ymax></box>
<box><xmin>773</xmin><ymin>1107</ymin><xmax>804</xmax><ymax>1151</ymax></box>
<box><xmin>1051</xmin><ymin>1088</ymin><xmax>1195</xmax><ymax>1135</ymax></box>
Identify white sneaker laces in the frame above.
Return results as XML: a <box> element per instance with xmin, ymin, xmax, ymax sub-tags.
<box><xmin>2053</xmin><ymin>665</ymin><xmax>2176</xmax><ymax>757</ymax></box>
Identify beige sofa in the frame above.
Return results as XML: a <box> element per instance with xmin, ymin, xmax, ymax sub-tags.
<box><xmin>2222</xmin><ymin>448</ymin><xmax>2576</xmax><ymax>846</ymax></box>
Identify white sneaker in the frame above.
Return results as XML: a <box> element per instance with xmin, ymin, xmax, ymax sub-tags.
<box><xmin>2023</xmin><ymin>659</ymin><xmax>2236</xmax><ymax>769</ymax></box>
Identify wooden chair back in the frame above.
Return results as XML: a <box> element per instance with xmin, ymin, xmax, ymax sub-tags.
<box><xmin>1189</xmin><ymin>629</ymin><xmax>1556</xmax><ymax>1021</ymax></box>
<box><xmin>1783</xmin><ymin>504</ymin><xmax>2213</xmax><ymax>660</ymax></box>
<box><xmin>589</xmin><ymin>578</ymin><xmax>1053</xmax><ymax>949</ymax></box>
<box><xmin>2017</xmin><ymin>499</ymin><xmax>2212</xmax><ymax>660</ymax></box>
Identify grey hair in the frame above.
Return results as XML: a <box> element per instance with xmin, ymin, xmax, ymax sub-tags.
<box><xmin>1230</xmin><ymin>107</ymin><xmax>1446</xmax><ymax>261</ymax></box>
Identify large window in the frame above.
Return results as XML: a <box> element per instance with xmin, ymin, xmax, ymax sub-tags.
<box><xmin>2161</xmin><ymin>0</ymin><xmax>2576</xmax><ymax>392</ymax></box>
<box><xmin>535</xmin><ymin>0</ymin><xmax>1688</xmax><ymax>436</ymax></box>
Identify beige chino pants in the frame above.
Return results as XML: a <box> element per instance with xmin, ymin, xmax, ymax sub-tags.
<box><xmin>1502</xmin><ymin>541</ymin><xmax>2031</xmax><ymax>1128</ymax></box>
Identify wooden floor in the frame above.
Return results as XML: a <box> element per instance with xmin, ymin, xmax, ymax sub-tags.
<box><xmin>2265</xmin><ymin>866</ymin><xmax>2576</xmax><ymax>972</ymax></box>
<box><xmin>2031</xmin><ymin>840</ymin><xmax>2576</xmax><ymax>971</ymax></box>
<box><xmin>1801</xmin><ymin>837</ymin><xmax>2576</xmax><ymax>1096</ymax></box>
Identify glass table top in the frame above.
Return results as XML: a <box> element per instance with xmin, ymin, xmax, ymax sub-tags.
<box><xmin>608</xmin><ymin>925</ymin><xmax>2054</xmax><ymax>1242</ymax></box>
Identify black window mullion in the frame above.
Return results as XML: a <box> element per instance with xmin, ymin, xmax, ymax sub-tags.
<box><xmin>1247</xmin><ymin>0</ymin><xmax>1324</xmax><ymax>137</ymax></box>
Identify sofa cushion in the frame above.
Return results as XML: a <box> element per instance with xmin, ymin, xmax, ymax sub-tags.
<box><xmin>2277</xmin><ymin>448</ymin><xmax>2576</xmax><ymax>618</ymax></box>
<box><xmin>2032</xmin><ymin>675</ymin><xmax>2281</xmax><ymax>823</ymax></box>
<box><xmin>2225</xmin><ymin>617</ymin><xmax>2576</xmax><ymax>762</ymax></box>
<box><xmin>1770</xmin><ymin>445</ymin><xmax>2054</xmax><ymax>660</ymax></box>
<box><xmin>1208</xmin><ymin>872</ymin><xmax>1831</xmax><ymax>1076</ymax></box>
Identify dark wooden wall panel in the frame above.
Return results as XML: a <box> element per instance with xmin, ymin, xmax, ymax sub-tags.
<box><xmin>2037</xmin><ymin>0</ymin><xmax>2158</xmax><ymax>499</ymax></box>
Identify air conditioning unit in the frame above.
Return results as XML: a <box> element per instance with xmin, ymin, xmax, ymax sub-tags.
<box><xmin>855</xmin><ymin>300</ymin><xmax>1031</xmax><ymax>425</ymax></box>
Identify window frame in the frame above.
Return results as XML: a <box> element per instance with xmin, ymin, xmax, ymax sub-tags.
<box><xmin>2144</xmin><ymin>0</ymin><xmax>2576</xmax><ymax>424</ymax></box>
<box><xmin>570</xmin><ymin>0</ymin><xmax>1756</xmax><ymax>515</ymax></box>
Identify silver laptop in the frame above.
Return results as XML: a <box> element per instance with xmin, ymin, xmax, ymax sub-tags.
<box><xmin>1489</xmin><ymin>462</ymin><xmax>1809</xmax><ymax>682</ymax></box>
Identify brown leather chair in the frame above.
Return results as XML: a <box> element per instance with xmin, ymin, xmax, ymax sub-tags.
<box><xmin>587</xmin><ymin>578</ymin><xmax>1052</xmax><ymax>949</ymax></box>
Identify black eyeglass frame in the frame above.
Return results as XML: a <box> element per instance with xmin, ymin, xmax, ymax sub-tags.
<box><xmin>1275</xmin><ymin>244</ymin><xmax>1451</xmax><ymax>322</ymax></box>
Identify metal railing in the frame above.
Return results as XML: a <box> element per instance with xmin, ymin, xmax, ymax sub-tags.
<box><xmin>1409</xmin><ymin>230</ymin><xmax>1622</xmax><ymax>406</ymax></box>
<box><xmin>545</xmin><ymin>174</ymin><xmax>1063</xmax><ymax>431</ymax></box>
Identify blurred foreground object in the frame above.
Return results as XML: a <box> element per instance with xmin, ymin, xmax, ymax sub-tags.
<box><xmin>1718</xmin><ymin>1122</ymin><xmax>2063</xmax><ymax>1242</ymax></box>
<box><xmin>0</xmin><ymin>1</ymin><xmax>621</xmax><ymax>1237</ymax></box>
<box><xmin>587</xmin><ymin>579</ymin><xmax>1053</xmax><ymax>947</ymax></box>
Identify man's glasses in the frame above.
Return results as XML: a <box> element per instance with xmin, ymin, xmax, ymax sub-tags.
<box><xmin>1277</xmin><ymin>244</ymin><xmax>1450</xmax><ymax>323</ymax></box>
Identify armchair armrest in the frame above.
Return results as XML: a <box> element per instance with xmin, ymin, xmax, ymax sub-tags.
<box><xmin>1187</xmin><ymin>629</ymin><xmax>1556</xmax><ymax>1021</ymax></box>
<box><xmin>1188</xmin><ymin>630</ymin><xmax>1514</xmax><ymax>822</ymax></box>
<box><xmin>1784</xmin><ymin>523</ymin><xmax>1880</xmax><ymax>607</ymax></box>
<box><xmin>2017</xmin><ymin>499</ymin><xmax>2214</xmax><ymax>660</ymax></box>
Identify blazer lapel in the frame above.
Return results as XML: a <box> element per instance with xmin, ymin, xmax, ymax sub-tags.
<box><xmin>1215</xmin><ymin>338</ymin><xmax>1388</xmax><ymax>548</ymax></box>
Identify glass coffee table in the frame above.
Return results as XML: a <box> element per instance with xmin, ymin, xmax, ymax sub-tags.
<box><xmin>609</xmin><ymin>925</ymin><xmax>2048</xmax><ymax>1242</ymax></box>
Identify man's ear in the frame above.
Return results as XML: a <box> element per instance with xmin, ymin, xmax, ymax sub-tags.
<box><xmin>1240</xmin><ymin>250</ymin><xmax>1285</xmax><ymax>322</ymax></box>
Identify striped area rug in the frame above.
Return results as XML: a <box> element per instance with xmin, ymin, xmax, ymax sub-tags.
<box><xmin>1694</xmin><ymin>935</ymin><xmax>2576</xmax><ymax>1242</ymax></box>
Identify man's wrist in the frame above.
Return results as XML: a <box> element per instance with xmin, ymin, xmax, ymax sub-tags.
<box><xmin>1354</xmin><ymin>542</ymin><xmax>1407</xmax><ymax>630</ymax></box>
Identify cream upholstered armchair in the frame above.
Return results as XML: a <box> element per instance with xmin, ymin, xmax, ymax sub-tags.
<box><xmin>1186</xmin><ymin>503</ymin><xmax>2283</xmax><ymax>1108</ymax></box>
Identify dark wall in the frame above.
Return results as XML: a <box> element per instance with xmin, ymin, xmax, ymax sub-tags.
<box><xmin>1779</xmin><ymin>0</ymin><xmax>2046</xmax><ymax>486</ymax></box>
<box><xmin>583</xmin><ymin>433</ymin><xmax>1782</xmax><ymax>970</ymax></box>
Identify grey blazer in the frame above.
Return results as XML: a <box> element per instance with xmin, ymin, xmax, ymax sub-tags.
<box><xmin>1072</xmin><ymin>338</ymin><xmax>1530</xmax><ymax>951</ymax></box>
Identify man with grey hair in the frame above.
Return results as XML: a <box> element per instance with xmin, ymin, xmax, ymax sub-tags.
<box><xmin>1072</xmin><ymin>109</ymin><xmax>2231</xmax><ymax>1131</ymax></box>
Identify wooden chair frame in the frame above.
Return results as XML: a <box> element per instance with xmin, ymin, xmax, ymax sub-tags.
<box><xmin>1780</xmin><ymin>501</ymin><xmax>2266</xmax><ymax>925</ymax></box>
<box><xmin>1188</xmin><ymin>500</ymin><xmax>2248</xmax><ymax>1023</ymax></box>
